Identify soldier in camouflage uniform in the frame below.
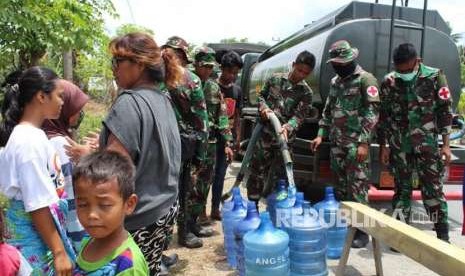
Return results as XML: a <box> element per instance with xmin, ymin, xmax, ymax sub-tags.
<box><xmin>311</xmin><ymin>40</ymin><xmax>380</xmax><ymax>248</ymax></box>
<box><xmin>161</xmin><ymin>36</ymin><xmax>209</xmax><ymax>249</ymax></box>
<box><xmin>246</xmin><ymin>51</ymin><xmax>315</xmax><ymax>203</ymax></box>
<box><xmin>377</xmin><ymin>43</ymin><xmax>452</xmax><ymax>242</ymax></box>
<box><xmin>192</xmin><ymin>46</ymin><xmax>234</xmax><ymax>227</ymax></box>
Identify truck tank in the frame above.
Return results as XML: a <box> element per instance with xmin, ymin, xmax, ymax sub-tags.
<box><xmin>247</xmin><ymin>2</ymin><xmax>461</xmax><ymax>110</ymax></box>
<box><xmin>240</xmin><ymin>1</ymin><xmax>464</xmax><ymax>199</ymax></box>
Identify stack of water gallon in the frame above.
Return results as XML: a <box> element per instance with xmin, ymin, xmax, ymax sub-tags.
<box><xmin>222</xmin><ymin>182</ymin><xmax>347</xmax><ymax>276</ymax></box>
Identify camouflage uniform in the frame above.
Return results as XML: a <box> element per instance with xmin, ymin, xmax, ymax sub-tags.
<box><xmin>247</xmin><ymin>72</ymin><xmax>313</xmax><ymax>200</ymax></box>
<box><xmin>378</xmin><ymin>63</ymin><xmax>452</xmax><ymax>225</ymax></box>
<box><xmin>190</xmin><ymin>47</ymin><xmax>233</xmax><ymax>218</ymax></box>
<box><xmin>318</xmin><ymin>41</ymin><xmax>380</xmax><ymax>204</ymax></box>
<box><xmin>161</xmin><ymin>37</ymin><xmax>209</xmax><ymax>245</ymax></box>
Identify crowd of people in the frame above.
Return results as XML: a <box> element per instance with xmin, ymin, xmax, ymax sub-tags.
<box><xmin>0</xmin><ymin>32</ymin><xmax>453</xmax><ymax>276</ymax></box>
<box><xmin>0</xmin><ymin>32</ymin><xmax>245</xmax><ymax>276</ymax></box>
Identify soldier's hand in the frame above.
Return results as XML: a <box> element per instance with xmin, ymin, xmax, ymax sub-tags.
<box><xmin>280</xmin><ymin>125</ymin><xmax>289</xmax><ymax>143</ymax></box>
<box><xmin>379</xmin><ymin>145</ymin><xmax>390</xmax><ymax>166</ymax></box>
<box><xmin>310</xmin><ymin>136</ymin><xmax>322</xmax><ymax>152</ymax></box>
<box><xmin>260</xmin><ymin>108</ymin><xmax>273</xmax><ymax>121</ymax></box>
<box><xmin>356</xmin><ymin>143</ymin><xmax>369</xmax><ymax>162</ymax></box>
<box><xmin>441</xmin><ymin>146</ymin><xmax>451</xmax><ymax>166</ymax></box>
<box><xmin>225</xmin><ymin>146</ymin><xmax>234</xmax><ymax>164</ymax></box>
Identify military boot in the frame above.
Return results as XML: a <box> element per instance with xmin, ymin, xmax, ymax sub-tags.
<box><xmin>435</xmin><ymin>223</ymin><xmax>450</xmax><ymax>243</ymax></box>
<box><xmin>178</xmin><ymin>221</ymin><xmax>203</xmax><ymax>248</ymax></box>
<box><xmin>190</xmin><ymin>216</ymin><xmax>214</xmax><ymax>237</ymax></box>
<box><xmin>351</xmin><ymin>229</ymin><xmax>369</xmax><ymax>248</ymax></box>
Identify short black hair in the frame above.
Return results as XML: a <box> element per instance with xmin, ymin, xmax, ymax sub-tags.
<box><xmin>393</xmin><ymin>43</ymin><xmax>418</xmax><ymax>64</ymax></box>
<box><xmin>72</xmin><ymin>151</ymin><xmax>135</xmax><ymax>201</ymax></box>
<box><xmin>221</xmin><ymin>51</ymin><xmax>243</xmax><ymax>69</ymax></box>
<box><xmin>295</xmin><ymin>51</ymin><xmax>316</xmax><ymax>69</ymax></box>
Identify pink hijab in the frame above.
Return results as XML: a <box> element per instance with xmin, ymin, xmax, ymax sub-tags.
<box><xmin>42</xmin><ymin>79</ymin><xmax>89</xmax><ymax>138</ymax></box>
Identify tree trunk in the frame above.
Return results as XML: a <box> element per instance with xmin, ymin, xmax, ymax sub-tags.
<box><xmin>63</xmin><ymin>51</ymin><xmax>73</xmax><ymax>81</ymax></box>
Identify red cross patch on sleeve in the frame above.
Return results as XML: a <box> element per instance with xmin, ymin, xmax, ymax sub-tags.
<box><xmin>438</xmin><ymin>87</ymin><xmax>451</xmax><ymax>100</ymax></box>
<box><xmin>367</xmin><ymin>86</ymin><xmax>379</xmax><ymax>97</ymax></box>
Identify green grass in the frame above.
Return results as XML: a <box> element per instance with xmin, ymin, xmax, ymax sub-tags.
<box><xmin>77</xmin><ymin>112</ymin><xmax>104</xmax><ymax>142</ymax></box>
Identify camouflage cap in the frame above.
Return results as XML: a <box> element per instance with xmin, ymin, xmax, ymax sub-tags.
<box><xmin>162</xmin><ymin>36</ymin><xmax>192</xmax><ymax>63</ymax></box>
<box><xmin>194</xmin><ymin>46</ymin><xmax>217</xmax><ymax>66</ymax></box>
<box><xmin>326</xmin><ymin>40</ymin><xmax>359</xmax><ymax>64</ymax></box>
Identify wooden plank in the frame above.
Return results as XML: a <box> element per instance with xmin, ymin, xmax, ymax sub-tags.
<box><xmin>341</xmin><ymin>201</ymin><xmax>465</xmax><ymax>276</ymax></box>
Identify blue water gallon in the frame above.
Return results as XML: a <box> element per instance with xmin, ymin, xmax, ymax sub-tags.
<box><xmin>287</xmin><ymin>201</ymin><xmax>328</xmax><ymax>276</ymax></box>
<box><xmin>234</xmin><ymin>201</ymin><xmax>261</xmax><ymax>276</ymax></box>
<box><xmin>275</xmin><ymin>186</ymin><xmax>297</xmax><ymax>229</ymax></box>
<box><xmin>223</xmin><ymin>194</ymin><xmax>247</xmax><ymax>268</ymax></box>
<box><xmin>267</xmin><ymin>179</ymin><xmax>287</xmax><ymax>225</ymax></box>
<box><xmin>313</xmin><ymin>186</ymin><xmax>347</xmax><ymax>259</ymax></box>
<box><xmin>221</xmin><ymin>187</ymin><xmax>245</xmax><ymax>215</ymax></box>
<box><xmin>221</xmin><ymin>187</ymin><xmax>246</xmax><ymax>253</ymax></box>
<box><xmin>244</xmin><ymin>212</ymin><xmax>290</xmax><ymax>276</ymax></box>
<box><xmin>292</xmin><ymin>192</ymin><xmax>305</xmax><ymax>217</ymax></box>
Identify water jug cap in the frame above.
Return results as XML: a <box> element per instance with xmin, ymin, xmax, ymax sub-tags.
<box><xmin>302</xmin><ymin>200</ymin><xmax>312</xmax><ymax>210</ymax></box>
<box><xmin>232</xmin><ymin>187</ymin><xmax>241</xmax><ymax>196</ymax></box>
<box><xmin>325</xmin><ymin>186</ymin><xmax>336</xmax><ymax>200</ymax></box>
<box><xmin>247</xmin><ymin>201</ymin><xmax>257</xmax><ymax>211</ymax></box>
<box><xmin>246</xmin><ymin>201</ymin><xmax>259</xmax><ymax>218</ymax></box>
<box><xmin>278</xmin><ymin>179</ymin><xmax>287</xmax><ymax>189</ymax></box>
<box><xmin>259</xmin><ymin>211</ymin><xmax>271</xmax><ymax>221</ymax></box>
<box><xmin>233</xmin><ymin>194</ymin><xmax>245</xmax><ymax>209</ymax></box>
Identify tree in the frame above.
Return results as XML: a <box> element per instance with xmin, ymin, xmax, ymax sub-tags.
<box><xmin>0</xmin><ymin>0</ymin><xmax>115</xmax><ymax>69</ymax></box>
<box><xmin>116</xmin><ymin>23</ymin><xmax>154</xmax><ymax>36</ymax></box>
<box><xmin>452</xmin><ymin>33</ymin><xmax>463</xmax><ymax>44</ymax></box>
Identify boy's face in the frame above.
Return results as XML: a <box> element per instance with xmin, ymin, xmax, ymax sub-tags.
<box><xmin>75</xmin><ymin>177</ymin><xmax>137</xmax><ymax>239</ymax></box>
<box><xmin>220</xmin><ymin>66</ymin><xmax>240</xmax><ymax>86</ymax></box>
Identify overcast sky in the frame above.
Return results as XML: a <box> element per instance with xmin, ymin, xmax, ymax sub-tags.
<box><xmin>106</xmin><ymin>0</ymin><xmax>465</xmax><ymax>46</ymax></box>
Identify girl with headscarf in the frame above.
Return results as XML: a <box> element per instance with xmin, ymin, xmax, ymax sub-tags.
<box><xmin>42</xmin><ymin>79</ymin><xmax>89</xmax><ymax>251</ymax></box>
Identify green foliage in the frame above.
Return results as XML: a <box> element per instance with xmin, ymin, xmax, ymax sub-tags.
<box><xmin>73</xmin><ymin>23</ymin><xmax>155</xmax><ymax>103</ymax></box>
<box><xmin>77</xmin><ymin>111</ymin><xmax>104</xmax><ymax>142</ymax></box>
<box><xmin>74</xmin><ymin>34</ymin><xmax>113</xmax><ymax>103</ymax></box>
<box><xmin>116</xmin><ymin>23</ymin><xmax>154</xmax><ymax>36</ymax></box>
<box><xmin>0</xmin><ymin>0</ymin><xmax>116</xmax><ymax>69</ymax></box>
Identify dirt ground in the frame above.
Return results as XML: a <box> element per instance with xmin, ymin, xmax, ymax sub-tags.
<box><xmin>165</xmin><ymin>165</ymin><xmax>240</xmax><ymax>276</ymax></box>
